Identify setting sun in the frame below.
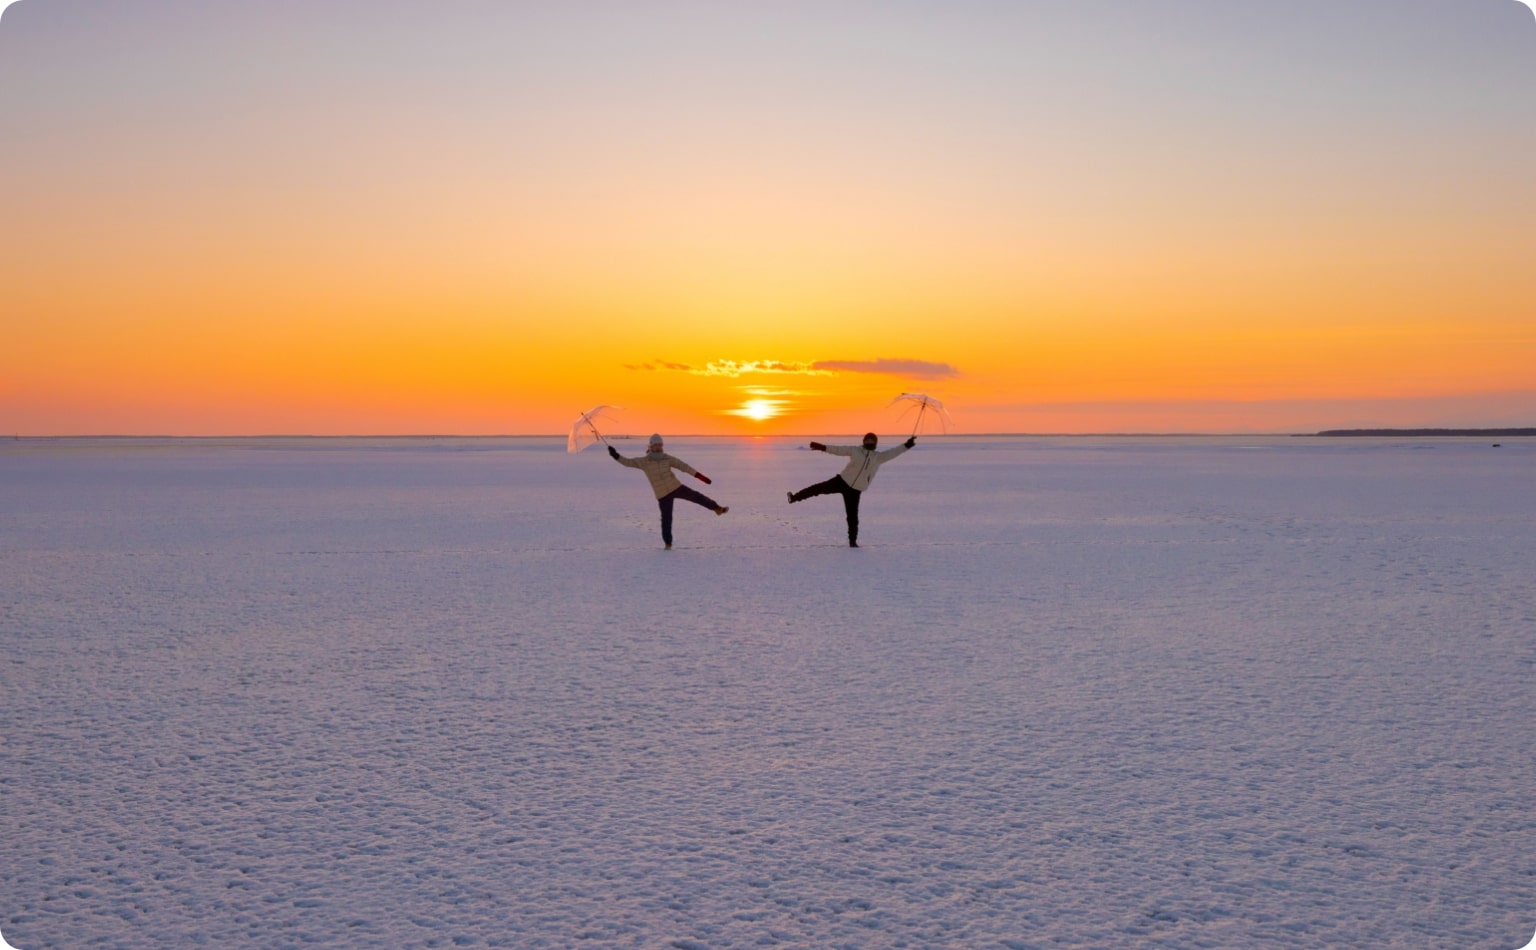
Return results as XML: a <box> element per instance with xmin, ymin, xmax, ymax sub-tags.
<box><xmin>730</xmin><ymin>399</ymin><xmax>784</xmax><ymax>422</ymax></box>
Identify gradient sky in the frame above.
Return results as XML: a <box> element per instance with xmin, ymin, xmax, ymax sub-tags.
<box><xmin>3</xmin><ymin>0</ymin><xmax>1533</xmax><ymax>435</ymax></box>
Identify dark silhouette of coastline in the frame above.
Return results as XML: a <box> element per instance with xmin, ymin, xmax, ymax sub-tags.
<box><xmin>1312</xmin><ymin>428</ymin><xmax>1536</xmax><ymax>437</ymax></box>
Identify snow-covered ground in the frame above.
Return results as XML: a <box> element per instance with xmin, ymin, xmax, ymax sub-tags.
<box><xmin>2</xmin><ymin>435</ymin><xmax>1533</xmax><ymax>949</ymax></box>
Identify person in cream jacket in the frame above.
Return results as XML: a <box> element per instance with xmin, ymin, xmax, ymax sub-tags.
<box><xmin>610</xmin><ymin>434</ymin><xmax>727</xmax><ymax>549</ymax></box>
<box><xmin>788</xmin><ymin>432</ymin><xmax>914</xmax><ymax>547</ymax></box>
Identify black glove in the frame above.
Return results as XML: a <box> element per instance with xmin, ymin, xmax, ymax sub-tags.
<box><xmin>904</xmin><ymin>436</ymin><xmax>916</xmax><ymax>449</ymax></box>
<box><xmin>809</xmin><ymin>441</ymin><xmax>826</xmax><ymax>451</ymax></box>
<box><xmin>694</xmin><ymin>472</ymin><xmax>712</xmax><ymax>484</ymax></box>
<box><xmin>607</xmin><ymin>445</ymin><xmax>620</xmax><ymax>460</ymax></box>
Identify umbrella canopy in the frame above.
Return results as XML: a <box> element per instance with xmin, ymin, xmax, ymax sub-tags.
<box><xmin>568</xmin><ymin>405</ymin><xmax>623</xmax><ymax>453</ymax></box>
<box><xmin>890</xmin><ymin>392</ymin><xmax>953</xmax><ymax>436</ymax></box>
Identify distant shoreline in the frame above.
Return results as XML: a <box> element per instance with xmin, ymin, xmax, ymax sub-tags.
<box><xmin>1311</xmin><ymin>428</ymin><xmax>1536</xmax><ymax>437</ymax></box>
<box><xmin>8</xmin><ymin>429</ymin><xmax>1534</xmax><ymax>441</ymax></box>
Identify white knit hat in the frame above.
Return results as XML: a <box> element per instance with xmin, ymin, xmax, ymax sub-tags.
<box><xmin>648</xmin><ymin>433</ymin><xmax>664</xmax><ymax>448</ymax></box>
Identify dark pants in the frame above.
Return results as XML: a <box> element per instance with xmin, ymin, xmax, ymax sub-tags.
<box><xmin>658</xmin><ymin>485</ymin><xmax>719</xmax><ymax>545</ymax></box>
<box><xmin>789</xmin><ymin>475</ymin><xmax>862</xmax><ymax>545</ymax></box>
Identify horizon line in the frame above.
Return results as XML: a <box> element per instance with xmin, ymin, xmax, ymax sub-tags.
<box><xmin>8</xmin><ymin>429</ymin><xmax>1534</xmax><ymax>441</ymax></box>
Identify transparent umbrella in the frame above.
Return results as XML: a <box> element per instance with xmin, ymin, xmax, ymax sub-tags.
<box><xmin>568</xmin><ymin>405</ymin><xmax>623</xmax><ymax>453</ymax></box>
<box><xmin>889</xmin><ymin>392</ymin><xmax>953</xmax><ymax>436</ymax></box>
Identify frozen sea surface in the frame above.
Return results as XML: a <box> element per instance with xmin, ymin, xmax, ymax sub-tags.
<box><xmin>2</xmin><ymin>435</ymin><xmax>1534</xmax><ymax>949</ymax></box>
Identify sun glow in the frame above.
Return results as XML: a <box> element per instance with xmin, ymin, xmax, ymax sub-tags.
<box><xmin>730</xmin><ymin>399</ymin><xmax>783</xmax><ymax>422</ymax></box>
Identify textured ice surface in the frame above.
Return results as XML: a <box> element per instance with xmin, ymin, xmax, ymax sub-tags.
<box><xmin>2</xmin><ymin>436</ymin><xmax>1533</xmax><ymax>948</ymax></box>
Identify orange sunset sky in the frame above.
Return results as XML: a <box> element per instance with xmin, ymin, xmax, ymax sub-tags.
<box><xmin>2</xmin><ymin>1</ymin><xmax>1534</xmax><ymax>436</ymax></box>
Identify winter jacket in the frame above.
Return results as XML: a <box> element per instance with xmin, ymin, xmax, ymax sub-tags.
<box><xmin>824</xmin><ymin>442</ymin><xmax>910</xmax><ymax>492</ymax></box>
<box><xmin>615</xmin><ymin>452</ymin><xmax>699</xmax><ymax>499</ymax></box>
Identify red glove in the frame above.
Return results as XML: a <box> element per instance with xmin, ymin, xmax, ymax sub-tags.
<box><xmin>694</xmin><ymin>472</ymin><xmax>712</xmax><ymax>484</ymax></box>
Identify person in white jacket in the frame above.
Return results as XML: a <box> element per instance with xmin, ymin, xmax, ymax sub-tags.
<box><xmin>609</xmin><ymin>434</ymin><xmax>728</xmax><ymax>549</ymax></box>
<box><xmin>787</xmin><ymin>432</ymin><xmax>914</xmax><ymax>547</ymax></box>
